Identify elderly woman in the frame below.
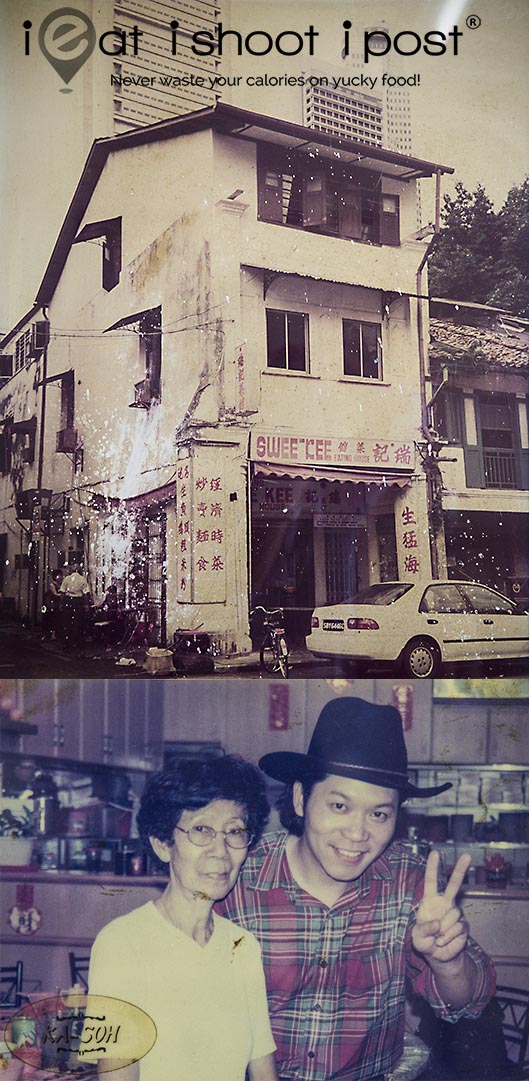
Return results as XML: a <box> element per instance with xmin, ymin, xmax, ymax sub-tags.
<box><xmin>88</xmin><ymin>756</ymin><xmax>277</xmax><ymax>1081</ymax></box>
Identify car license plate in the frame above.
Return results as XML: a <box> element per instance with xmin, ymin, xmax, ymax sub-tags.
<box><xmin>323</xmin><ymin>619</ymin><xmax>344</xmax><ymax>631</ymax></box>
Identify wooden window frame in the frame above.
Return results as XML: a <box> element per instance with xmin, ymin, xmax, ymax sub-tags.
<box><xmin>257</xmin><ymin>147</ymin><xmax>399</xmax><ymax>246</ymax></box>
<box><xmin>342</xmin><ymin>319</ymin><xmax>383</xmax><ymax>380</ymax></box>
<box><xmin>266</xmin><ymin>309</ymin><xmax>309</xmax><ymax>373</ymax></box>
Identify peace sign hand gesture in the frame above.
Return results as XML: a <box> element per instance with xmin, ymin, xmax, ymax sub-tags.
<box><xmin>412</xmin><ymin>851</ymin><xmax>471</xmax><ymax>965</ymax></box>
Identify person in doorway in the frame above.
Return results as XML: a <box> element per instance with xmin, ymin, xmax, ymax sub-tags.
<box><xmin>88</xmin><ymin>756</ymin><xmax>277</xmax><ymax>1081</ymax></box>
<box><xmin>59</xmin><ymin>562</ymin><xmax>90</xmax><ymax>646</ymax></box>
<box><xmin>41</xmin><ymin>570</ymin><xmax>63</xmax><ymax>640</ymax></box>
<box><xmin>219</xmin><ymin>697</ymin><xmax>496</xmax><ymax>1081</ymax></box>
<box><xmin>92</xmin><ymin>583</ymin><xmax>124</xmax><ymax>644</ymax></box>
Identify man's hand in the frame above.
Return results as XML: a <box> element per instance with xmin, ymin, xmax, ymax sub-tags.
<box><xmin>412</xmin><ymin>851</ymin><xmax>471</xmax><ymax>964</ymax></box>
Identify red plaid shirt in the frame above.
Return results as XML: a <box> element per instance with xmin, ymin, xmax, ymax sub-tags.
<box><xmin>219</xmin><ymin>833</ymin><xmax>495</xmax><ymax>1081</ymax></box>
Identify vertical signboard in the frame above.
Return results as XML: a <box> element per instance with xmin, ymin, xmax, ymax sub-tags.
<box><xmin>176</xmin><ymin>450</ymin><xmax>227</xmax><ymax>604</ymax></box>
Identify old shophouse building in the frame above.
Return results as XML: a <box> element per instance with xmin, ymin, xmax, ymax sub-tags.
<box><xmin>429</xmin><ymin>299</ymin><xmax>529</xmax><ymax>606</ymax></box>
<box><xmin>1</xmin><ymin>103</ymin><xmax>453</xmax><ymax>651</ymax></box>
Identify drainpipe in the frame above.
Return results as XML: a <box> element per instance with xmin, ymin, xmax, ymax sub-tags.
<box><xmin>32</xmin><ymin>307</ymin><xmax>51</xmax><ymax>626</ymax></box>
<box><xmin>416</xmin><ymin>169</ymin><xmax>444</xmax><ymax>578</ymax></box>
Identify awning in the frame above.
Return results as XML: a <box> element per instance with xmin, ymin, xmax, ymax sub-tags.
<box><xmin>104</xmin><ymin>307</ymin><xmax>161</xmax><ymax>333</ymax></box>
<box><xmin>254</xmin><ymin>462</ymin><xmax>411</xmax><ymax>488</ymax></box>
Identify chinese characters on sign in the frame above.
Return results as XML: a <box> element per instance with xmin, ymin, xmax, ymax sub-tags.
<box><xmin>176</xmin><ymin>453</ymin><xmax>227</xmax><ymax>603</ymax></box>
<box><xmin>251</xmin><ymin>431</ymin><xmax>415</xmax><ymax>472</ymax></box>
<box><xmin>237</xmin><ymin>352</ymin><xmax>245</xmax><ymax>413</ymax></box>
<box><xmin>399</xmin><ymin>504</ymin><xmax>420</xmax><ymax>576</ymax></box>
<box><xmin>176</xmin><ymin>457</ymin><xmax>192</xmax><ymax>602</ymax></box>
<box><xmin>252</xmin><ymin>478</ymin><xmax>366</xmax><ymax>519</ymax></box>
<box><xmin>395</xmin><ymin>492</ymin><xmax>427</xmax><ymax>579</ymax></box>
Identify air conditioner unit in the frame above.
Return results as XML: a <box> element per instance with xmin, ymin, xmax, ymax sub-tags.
<box><xmin>130</xmin><ymin>378</ymin><xmax>151</xmax><ymax>409</ymax></box>
<box><xmin>29</xmin><ymin>320</ymin><xmax>50</xmax><ymax>357</ymax></box>
<box><xmin>15</xmin><ymin>489</ymin><xmax>38</xmax><ymax>519</ymax></box>
<box><xmin>56</xmin><ymin>427</ymin><xmax>78</xmax><ymax>453</ymax></box>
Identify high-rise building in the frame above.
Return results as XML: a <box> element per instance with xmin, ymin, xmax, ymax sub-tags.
<box><xmin>302</xmin><ymin>22</ymin><xmax>417</xmax><ymax>225</ymax></box>
<box><xmin>303</xmin><ymin>22</ymin><xmax>413</xmax><ymax>157</ymax></box>
<box><xmin>108</xmin><ymin>0</ymin><xmax>220</xmax><ymax>131</ymax></box>
<box><xmin>303</xmin><ymin>79</ymin><xmax>383</xmax><ymax>146</ymax></box>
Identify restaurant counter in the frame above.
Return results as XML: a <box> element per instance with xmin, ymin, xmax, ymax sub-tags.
<box><xmin>1</xmin><ymin>871</ymin><xmax>528</xmax><ymax>994</ymax></box>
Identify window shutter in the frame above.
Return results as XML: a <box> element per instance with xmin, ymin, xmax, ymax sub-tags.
<box><xmin>379</xmin><ymin>194</ymin><xmax>400</xmax><ymax>246</ymax></box>
<box><xmin>302</xmin><ymin>172</ymin><xmax>326</xmax><ymax>227</ymax></box>
<box><xmin>339</xmin><ymin>186</ymin><xmax>362</xmax><ymax>239</ymax></box>
<box><xmin>102</xmin><ymin>221</ymin><xmax>122</xmax><ymax>291</ymax></box>
<box><xmin>258</xmin><ymin>169</ymin><xmax>283</xmax><ymax>223</ymax></box>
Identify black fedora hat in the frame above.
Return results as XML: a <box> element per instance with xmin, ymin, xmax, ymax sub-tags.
<box><xmin>259</xmin><ymin>697</ymin><xmax>452</xmax><ymax>799</ymax></box>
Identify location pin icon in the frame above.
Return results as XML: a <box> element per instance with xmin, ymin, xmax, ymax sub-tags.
<box><xmin>38</xmin><ymin>8</ymin><xmax>96</xmax><ymax>93</ymax></box>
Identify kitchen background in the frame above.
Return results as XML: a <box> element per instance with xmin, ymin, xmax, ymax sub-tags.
<box><xmin>0</xmin><ymin>676</ymin><xmax>528</xmax><ymax>995</ymax></box>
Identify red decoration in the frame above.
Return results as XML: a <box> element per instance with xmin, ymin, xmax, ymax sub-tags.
<box><xmin>16</xmin><ymin>882</ymin><xmax>34</xmax><ymax>908</ymax></box>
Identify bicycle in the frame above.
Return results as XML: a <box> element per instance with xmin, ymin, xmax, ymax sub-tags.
<box><xmin>250</xmin><ymin>606</ymin><xmax>289</xmax><ymax>679</ymax></box>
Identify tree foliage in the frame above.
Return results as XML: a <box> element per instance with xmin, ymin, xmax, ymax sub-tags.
<box><xmin>428</xmin><ymin>178</ymin><xmax>529</xmax><ymax>317</ymax></box>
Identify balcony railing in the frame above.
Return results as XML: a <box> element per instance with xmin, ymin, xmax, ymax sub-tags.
<box><xmin>483</xmin><ymin>449</ymin><xmax>518</xmax><ymax>489</ymax></box>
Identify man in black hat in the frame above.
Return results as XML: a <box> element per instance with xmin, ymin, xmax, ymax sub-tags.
<box><xmin>219</xmin><ymin>697</ymin><xmax>495</xmax><ymax>1081</ymax></box>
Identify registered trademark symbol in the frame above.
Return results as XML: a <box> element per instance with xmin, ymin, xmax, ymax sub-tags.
<box><xmin>466</xmin><ymin>15</ymin><xmax>482</xmax><ymax>28</ymax></box>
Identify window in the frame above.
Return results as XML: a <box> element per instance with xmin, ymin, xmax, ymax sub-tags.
<box><xmin>258</xmin><ymin>148</ymin><xmax>399</xmax><ymax>246</ymax></box>
<box><xmin>380</xmin><ymin>194</ymin><xmax>400</xmax><ymax>246</ymax></box>
<box><xmin>13</xmin><ymin>417</ymin><xmax>37</xmax><ymax>464</ymax></box>
<box><xmin>130</xmin><ymin>308</ymin><xmax>162</xmax><ymax>406</ymax></box>
<box><xmin>141</xmin><ymin>309</ymin><xmax>162</xmax><ymax>400</ymax></box>
<box><xmin>478</xmin><ymin>393</ymin><xmax>519</xmax><ymax>489</ymax></box>
<box><xmin>419</xmin><ymin>584</ymin><xmax>468</xmax><ymax>614</ymax></box>
<box><xmin>461</xmin><ymin>584</ymin><xmax>515</xmax><ymax>615</ymax></box>
<box><xmin>342</xmin><ymin>320</ymin><xmax>382</xmax><ymax>379</ymax></box>
<box><xmin>56</xmin><ymin>372</ymin><xmax>78</xmax><ymax>455</ymax></box>
<box><xmin>0</xmin><ymin>417</ymin><xmax>36</xmax><ymax>472</ymax></box>
<box><xmin>14</xmin><ymin>330</ymin><xmax>31</xmax><ymax>372</ymax></box>
<box><xmin>61</xmin><ymin>371</ymin><xmax>75</xmax><ymax>430</ymax></box>
<box><xmin>74</xmin><ymin>217</ymin><xmax>122</xmax><ymax>291</ymax></box>
<box><xmin>0</xmin><ymin>421</ymin><xmax>12</xmax><ymax>475</ymax></box>
<box><xmin>432</xmin><ymin>386</ymin><xmax>464</xmax><ymax>443</ymax></box>
<box><xmin>0</xmin><ymin>355</ymin><xmax>13</xmax><ymax>381</ymax></box>
<box><xmin>266</xmin><ymin>310</ymin><xmax>308</xmax><ymax>372</ymax></box>
<box><xmin>106</xmin><ymin>306</ymin><xmax>162</xmax><ymax>408</ymax></box>
<box><xmin>258</xmin><ymin>169</ymin><xmax>303</xmax><ymax>226</ymax></box>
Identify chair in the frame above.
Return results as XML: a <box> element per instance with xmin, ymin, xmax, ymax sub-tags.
<box><xmin>0</xmin><ymin>962</ymin><xmax>24</xmax><ymax>1009</ymax></box>
<box><xmin>415</xmin><ymin>987</ymin><xmax>529</xmax><ymax>1080</ymax></box>
<box><xmin>68</xmin><ymin>951</ymin><xmax>90</xmax><ymax>991</ymax></box>
<box><xmin>496</xmin><ymin>985</ymin><xmax>529</xmax><ymax>1077</ymax></box>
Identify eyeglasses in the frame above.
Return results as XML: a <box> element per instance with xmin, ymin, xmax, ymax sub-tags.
<box><xmin>176</xmin><ymin>825</ymin><xmax>253</xmax><ymax>849</ymax></box>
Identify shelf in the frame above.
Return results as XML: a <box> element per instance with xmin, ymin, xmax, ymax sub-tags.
<box><xmin>438</xmin><ymin>840</ymin><xmax>529</xmax><ymax>849</ymax></box>
<box><xmin>0</xmin><ymin>718</ymin><xmax>38</xmax><ymax>735</ymax></box>
<box><xmin>410</xmin><ymin>764</ymin><xmax>529</xmax><ymax>773</ymax></box>
<box><xmin>405</xmin><ymin>803</ymin><xmax>528</xmax><ymax>813</ymax></box>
